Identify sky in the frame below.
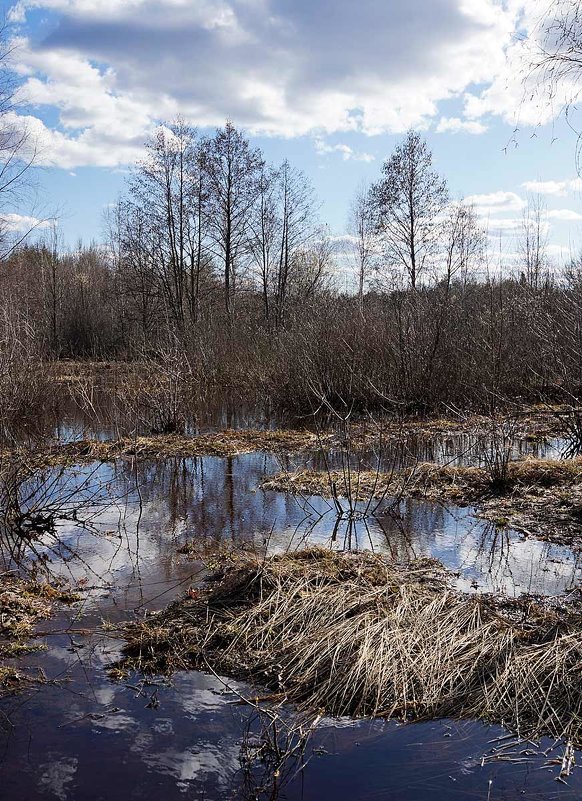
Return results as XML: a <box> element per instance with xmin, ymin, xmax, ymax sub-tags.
<box><xmin>3</xmin><ymin>0</ymin><xmax>582</xmax><ymax>275</ymax></box>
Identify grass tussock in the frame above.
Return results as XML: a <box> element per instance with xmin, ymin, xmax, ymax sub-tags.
<box><xmin>118</xmin><ymin>548</ymin><xmax>582</xmax><ymax>746</ymax></box>
<box><xmin>0</xmin><ymin>429</ymin><xmax>332</xmax><ymax>468</ymax></box>
<box><xmin>263</xmin><ymin>458</ymin><xmax>582</xmax><ymax>502</ymax></box>
<box><xmin>0</xmin><ymin>573</ymin><xmax>78</xmax><ymax>695</ymax></box>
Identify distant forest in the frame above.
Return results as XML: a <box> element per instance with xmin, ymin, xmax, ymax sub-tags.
<box><xmin>3</xmin><ymin>0</ymin><xmax>582</xmax><ymax>417</ymax></box>
<box><xmin>0</xmin><ymin>118</ymin><xmax>581</xmax><ymax>416</ymax></box>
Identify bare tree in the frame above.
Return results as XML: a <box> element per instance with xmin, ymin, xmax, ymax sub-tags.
<box><xmin>371</xmin><ymin>130</ymin><xmax>449</xmax><ymax>289</ymax></box>
<box><xmin>249</xmin><ymin>160</ymin><xmax>317</xmax><ymax>327</ymax></box>
<box><xmin>519</xmin><ymin>196</ymin><xmax>548</xmax><ymax>289</ymax></box>
<box><xmin>273</xmin><ymin>160</ymin><xmax>317</xmax><ymax>328</ymax></box>
<box><xmin>203</xmin><ymin>121</ymin><xmax>264</xmax><ymax>321</ymax></box>
<box><xmin>108</xmin><ymin>198</ymin><xmax>164</xmax><ymax>345</ymax></box>
<box><xmin>126</xmin><ymin>119</ymin><xmax>199</xmax><ymax>333</ymax></box>
<box><xmin>348</xmin><ymin>183</ymin><xmax>376</xmax><ymax>313</ymax></box>
<box><xmin>290</xmin><ymin>227</ymin><xmax>334</xmax><ymax>302</ymax></box>
<box><xmin>39</xmin><ymin>221</ymin><xmax>61</xmax><ymax>354</ymax></box>
<box><xmin>248</xmin><ymin>163</ymin><xmax>279</xmax><ymax>323</ymax></box>
<box><xmin>442</xmin><ymin>201</ymin><xmax>485</xmax><ymax>288</ymax></box>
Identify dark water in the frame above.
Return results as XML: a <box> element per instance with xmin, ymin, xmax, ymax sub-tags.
<box><xmin>0</xmin><ymin>440</ymin><xmax>581</xmax><ymax>797</ymax></box>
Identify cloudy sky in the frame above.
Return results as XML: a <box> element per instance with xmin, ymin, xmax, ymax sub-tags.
<box><xmin>4</xmin><ymin>0</ymin><xmax>582</xmax><ymax>267</ymax></box>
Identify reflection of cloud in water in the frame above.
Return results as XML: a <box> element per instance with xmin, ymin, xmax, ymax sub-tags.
<box><xmin>38</xmin><ymin>757</ymin><xmax>78</xmax><ymax>801</ymax></box>
<box><xmin>271</xmin><ymin>496</ymin><xmax>581</xmax><ymax>596</ymax></box>
<box><xmin>139</xmin><ymin>741</ymin><xmax>240</xmax><ymax>792</ymax></box>
<box><xmin>3</xmin><ymin>448</ymin><xmax>582</xmax><ymax>801</ymax></box>
<box><xmin>8</xmin><ymin>452</ymin><xmax>581</xmax><ymax>602</ymax></box>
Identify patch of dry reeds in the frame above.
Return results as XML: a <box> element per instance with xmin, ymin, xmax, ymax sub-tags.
<box><xmin>0</xmin><ymin>573</ymin><xmax>78</xmax><ymax>693</ymax></box>
<box><xmin>262</xmin><ymin>457</ymin><xmax>582</xmax><ymax>503</ymax></box>
<box><xmin>0</xmin><ymin>429</ymin><xmax>335</xmax><ymax>469</ymax></box>
<box><xmin>118</xmin><ymin>548</ymin><xmax>582</xmax><ymax>746</ymax></box>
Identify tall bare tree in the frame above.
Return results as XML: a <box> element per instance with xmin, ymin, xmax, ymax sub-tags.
<box><xmin>519</xmin><ymin>196</ymin><xmax>548</xmax><ymax>290</ymax></box>
<box><xmin>348</xmin><ymin>183</ymin><xmax>376</xmax><ymax>312</ymax></box>
<box><xmin>273</xmin><ymin>160</ymin><xmax>316</xmax><ymax>328</ymax></box>
<box><xmin>127</xmin><ymin>119</ymin><xmax>199</xmax><ymax>332</ymax></box>
<box><xmin>371</xmin><ymin>130</ymin><xmax>449</xmax><ymax>289</ymax></box>
<box><xmin>249</xmin><ymin>164</ymin><xmax>279</xmax><ymax>323</ymax></box>
<box><xmin>203</xmin><ymin>122</ymin><xmax>264</xmax><ymax>321</ymax></box>
<box><xmin>442</xmin><ymin>201</ymin><xmax>485</xmax><ymax>288</ymax></box>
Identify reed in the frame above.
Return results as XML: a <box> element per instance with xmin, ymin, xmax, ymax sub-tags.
<box><xmin>119</xmin><ymin>548</ymin><xmax>582</xmax><ymax>746</ymax></box>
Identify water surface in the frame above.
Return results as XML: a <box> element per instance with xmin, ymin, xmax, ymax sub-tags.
<box><xmin>1</xmin><ymin>430</ymin><xmax>581</xmax><ymax>800</ymax></box>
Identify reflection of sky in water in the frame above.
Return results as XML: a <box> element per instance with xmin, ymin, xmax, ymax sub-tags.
<box><xmin>1</xmin><ymin>450</ymin><xmax>582</xmax><ymax>799</ymax></box>
<box><xmin>2</xmin><ymin>650</ymin><xmax>582</xmax><ymax>801</ymax></box>
<box><xmin>6</xmin><ymin>453</ymin><xmax>578</xmax><ymax>599</ymax></box>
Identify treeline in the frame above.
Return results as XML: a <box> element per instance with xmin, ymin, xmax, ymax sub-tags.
<box><xmin>1</xmin><ymin>122</ymin><xmax>582</xmax><ymax>414</ymax></box>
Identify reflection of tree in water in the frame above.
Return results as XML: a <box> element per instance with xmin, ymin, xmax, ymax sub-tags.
<box><xmin>375</xmin><ymin>498</ymin><xmax>447</xmax><ymax>561</ymax></box>
<box><xmin>238</xmin><ymin>703</ymin><xmax>318</xmax><ymax>801</ymax></box>
<box><xmin>0</xmin><ymin>459</ymin><xmax>127</xmax><ymax>577</ymax></box>
<box><xmin>115</xmin><ymin>453</ymin><xmax>287</xmax><ymax>550</ymax></box>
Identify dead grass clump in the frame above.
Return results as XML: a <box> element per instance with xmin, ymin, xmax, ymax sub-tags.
<box><xmin>0</xmin><ymin>574</ymin><xmax>78</xmax><ymax>695</ymax></box>
<box><xmin>263</xmin><ymin>458</ymin><xmax>582</xmax><ymax>502</ymax></box>
<box><xmin>11</xmin><ymin>429</ymin><xmax>331</xmax><ymax>468</ymax></box>
<box><xmin>118</xmin><ymin>548</ymin><xmax>582</xmax><ymax>746</ymax></box>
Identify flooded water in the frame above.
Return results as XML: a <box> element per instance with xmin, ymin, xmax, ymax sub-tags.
<box><xmin>1</xmin><ymin>408</ymin><xmax>581</xmax><ymax>799</ymax></box>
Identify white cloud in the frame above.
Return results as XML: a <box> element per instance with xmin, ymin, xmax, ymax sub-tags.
<box><xmin>521</xmin><ymin>178</ymin><xmax>582</xmax><ymax>196</ymax></box>
<box><xmin>2</xmin><ymin>212</ymin><xmax>52</xmax><ymax>232</ymax></box>
<box><xmin>6</xmin><ymin>0</ymin><xmax>581</xmax><ymax>172</ymax></box>
<box><xmin>314</xmin><ymin>138</ymin><xmax>374</xmax><ymax>162</ymax></box>
<box><xmin>463</xmin><ymin>0</ymin><xmax>582</xmax><ymax>129</ymax></box>
<box><xmin>521</xmin><ymin>180</ymin><xmax>570</xmax><ymax>196</ymax></box>
<box><xmin>435</xmin><ymin>116</ymin><xmax>487</xmax><ymax>134</ymax></box>
<box><xmin>7</xmin><ymin>36</ymin><xmax>157</xmax><ymax>168</ymax></box>
<box><xmin>2</xmin><ymin>110</ymin><xmax>146</xmax><ymax>169</ymax></box>
<box><xmin>465</xmin><ymin>190</ymin><xmax>526</xmax><ymax>216</ymax></box>
<box><xmin>546</xmin><ymin>242</ymin><xmax>574</xmax><ymax>261</ymax></box>
<box><xmin>5</xmin><ymin>0</ymin><xmax>517</xmax><ymax>167</ymax></box>
<box><xmin>485</xmin><ymin>218</ymin><xmax>525</xmax><ymax>234</ymax></box>
<box><xmin>547</xmin><ymin>209</ymin><xmax>582</xmax><ymax>221</ymax></box>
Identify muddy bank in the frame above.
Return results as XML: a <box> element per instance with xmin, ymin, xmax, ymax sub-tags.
<box><xmin>262</xmin><ymin>458</ymin><xmax>582</xmax><ymax>548</ymax></box>
<box><xmin>0</xmin><ymin>574</ymin><xmax>78</xmax><ymax>695</ymax></box>
<box><xmin>118</xmin><ymin>548</ymin><xmax>582</xmax><ymax>747</ymax></box>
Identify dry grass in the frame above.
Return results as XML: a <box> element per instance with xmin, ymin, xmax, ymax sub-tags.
<box><xmin>263</xmin><ymin>458</ymin><xmax>582</xmax><ymax>501</ymax></box>
<box><xmin>262</xmin><ymin>458</ymin><xmax>582</xmax><ymax>546</ymax></box>
<box><xmin>50</xmin><ymin>359</ymin><xmax>140</xmax><ymax>384</ymax></box>
<box><xmin>118</xmin><ymin>548</ymin><xmax>582</xmax><ymax>746</ymax></box>
<box><xmin>0</xmin><ymin>429</ymin><xmax>335</xmax><ymax>468</ymax></box>
<box><xmin>347</xmin><ymin>406</ymin><xmax>564</xmax><ymax>444</ymax></box>
<box><xmin>0</xmin><ymin>573</ymin><xmax>78</xmax><ymax>695</ymax></box>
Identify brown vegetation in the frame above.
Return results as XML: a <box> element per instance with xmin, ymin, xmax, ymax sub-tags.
<box><xmin>6</xmin><ymin>120</ymin><xmax>582</xmax><ymax>419</ymax></box>
<box><xmin>0</xmin><ymin>400</ymin><xmax>567</xmax><ymax>470</ymax></box>
<box><xmin>0</xmin><ymin>429</ymin><xmax>329</xmax><ymax>468</ymax></box>
<box><xmin>262</xmin><ymin>457</ymin><xmax>582</xmax><ymax>547</ymax></box>
<box><xmin>118</xmin><ymin>548</ymin><xmax>582</xmax><ymax>746</ymax></box>
<box><xmin>0</xmin><ymin>573</ymin><xmax>78</xmax><ymax>694</ymax></box>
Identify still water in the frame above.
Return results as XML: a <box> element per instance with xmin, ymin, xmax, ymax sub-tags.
<box><xmin>0</xmin><ymin>440</ymin><xmax>581</xmax><ymax>799</ymax></box>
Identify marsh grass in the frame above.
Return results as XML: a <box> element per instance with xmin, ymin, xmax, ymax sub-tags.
<box><xmin>0</xmin><ymin>572</ymin><xmax>78</xmax><ymax>694</ymax></box>
<box><xmin>118</xmin><ymin>548</ymin><xmax>582</xmax><ymax>746</ymax></box>
<box><xmin>12</xmin><ymin>429</ymin><xmax>330</xmax><ymax>467</ymax></box>
<box><xmin>262</xmin><ymin>456</ymin><xmax>582</xmax><ymax>502</ymax></box>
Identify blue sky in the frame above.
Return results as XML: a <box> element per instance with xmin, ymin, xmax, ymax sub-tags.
<box><xmin>3</xmin><ymin>0</ymin><xmax>582</xmax><ymax>268</ymax></box>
